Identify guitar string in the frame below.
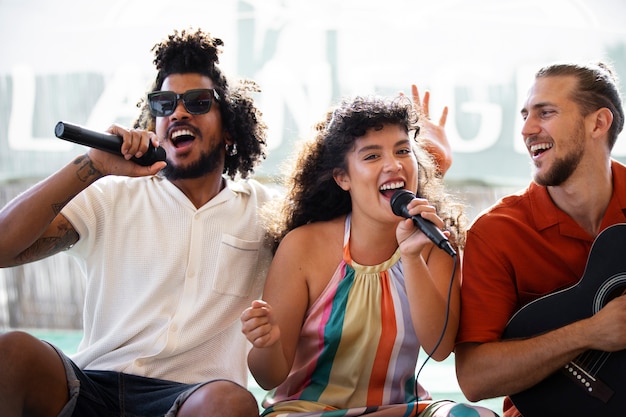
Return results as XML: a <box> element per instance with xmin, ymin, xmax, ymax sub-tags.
<box><xmin>573</xmin><ymin>275</ymin><xmax>626</xmax><ymax>377</ymax></box>
<box><xmin>574</xmin><ymin>350</ymin><xmax>611</xmax><ymax>376</ymax></box>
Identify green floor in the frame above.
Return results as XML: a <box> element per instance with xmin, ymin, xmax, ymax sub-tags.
<box><xmin>21</xmin><ymin>329</ymin><xmax>503</xmax><ymax>414</ymax></box>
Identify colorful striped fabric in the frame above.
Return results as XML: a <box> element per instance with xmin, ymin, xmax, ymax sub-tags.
<box><xmin>261</xmin><ymin>215</ymin><xmax>497</xmax><ymax>417</ymax></box>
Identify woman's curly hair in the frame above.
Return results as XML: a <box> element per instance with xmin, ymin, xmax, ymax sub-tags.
<box><xmin>263</xmin><ymin>95</ymin><xmax>467</xmax><ymax>252</ymax></box>
<box><xmin>133</xmin><ymin>28</ymin><xmax>267</xmax><ymax>179</ymax></box>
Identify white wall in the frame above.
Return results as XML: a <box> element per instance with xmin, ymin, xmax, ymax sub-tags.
<box><xmin>2</xmin><ymin>0</ymin><xmax>626</xmax><ymax>184</ymax></box>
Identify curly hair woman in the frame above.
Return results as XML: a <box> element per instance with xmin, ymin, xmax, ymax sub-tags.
<box><xmin>241</xmin><ymin>95</ymin><xmax>498</xmax><ymax>416</ymax></box>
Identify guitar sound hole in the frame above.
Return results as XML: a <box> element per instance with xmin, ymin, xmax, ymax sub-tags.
<box><xmin>594</xmin><ymin>273</ymin><xmax>626</xmax><ymax>314</ymax></box>
<box><xmin>605</xmin><ymin>286</ymin><xmax>626</xmax><ymax>304</ymax></box>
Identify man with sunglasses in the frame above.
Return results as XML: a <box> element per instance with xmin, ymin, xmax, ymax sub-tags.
<box><xmin>0</xmin><ymin>28</ymin><xmax>273</xmax><ymax>417</ymax></box>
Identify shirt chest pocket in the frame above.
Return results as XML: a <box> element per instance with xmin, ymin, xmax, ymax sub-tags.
<box><xmin>212</xmin><ymin>234</ymin><xmax>262</xmax><ymax>297</ymax></box>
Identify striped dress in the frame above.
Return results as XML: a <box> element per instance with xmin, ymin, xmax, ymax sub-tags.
<box><xmin>261</xmin><ymin>215</ymin><xmax>498</xmax><ymax>417</ymax></box>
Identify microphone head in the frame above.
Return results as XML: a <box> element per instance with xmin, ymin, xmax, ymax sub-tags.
<box><xmin>390</xmin><ymin>189</ymin><xmax>416</xmax><ymax>218</ymax></box>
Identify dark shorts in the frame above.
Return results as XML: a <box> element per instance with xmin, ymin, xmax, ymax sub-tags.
<box><xmin>50</xmin><ymin>344</ymin><xmax>213</xmax><ymax>417</ymax></box>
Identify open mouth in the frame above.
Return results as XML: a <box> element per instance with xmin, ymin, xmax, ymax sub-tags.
<box><xmin>379</xmin><ymin>181</ymin><xmax>405</xmax><ymax>198</ymax></box>
<box><xmin>170</xmin><ymin>129</ymin><xmax>196</xmax><ymax>148</ymax></box>
<box><xmin>530</xmin><ymin>142</ymin><xmax>553</xmax><ymax>158</ymax></box>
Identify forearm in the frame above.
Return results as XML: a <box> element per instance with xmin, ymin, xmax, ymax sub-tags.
<box><xmin>411</xmin><ymin>281</ymin><xmax>460</xmax><ymax>360</ymax></box>
<box><xmin>456</xmin><ymin>320</ymin><xmax>590</xmax><ymax>401</ymax></box>
<box><xmin>404</xmin><ymin>249</ymin><xmax>460</xmax><ymax>360</ymax></box>
<box><xmin>247</xmin><ymin>341</ymin><xmax>291</xmax><ymax>390</ymax></box>
<box><xmin>0</xmin><ymin>155</ymin><xmax>103</xmax><ymax>266</ymax></box>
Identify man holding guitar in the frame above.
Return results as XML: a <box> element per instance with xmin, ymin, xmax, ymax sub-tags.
<box><xmin>455</xmin><ymin>62</ymin><xmax>626</xmax><ymax>417</ymax></box>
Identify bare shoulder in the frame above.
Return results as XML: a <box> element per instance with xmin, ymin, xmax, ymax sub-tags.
<box><xmin>279</xmin><ymin>216</ymin><xmax>344</xmax><ymax>255</ymax></box>
<box><xmin>274</xmin><ymin>217</ymin><xmax>345</xmax><ymax>303</ymax></box>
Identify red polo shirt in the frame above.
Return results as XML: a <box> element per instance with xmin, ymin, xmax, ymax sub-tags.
<box><xmin>457</xmin><ymin>160</ymin><xmax>626</xmax><ymax>417</ymax></box>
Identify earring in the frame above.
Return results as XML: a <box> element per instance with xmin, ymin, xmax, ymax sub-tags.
<box><xmin>226</xmin><ymin>143</ymin><xmax>238</xmax><ymax>156</ymax></box>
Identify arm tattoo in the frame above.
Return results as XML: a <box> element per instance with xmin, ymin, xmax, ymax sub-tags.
<box><xmin>74</xmin><ymin>155</ymin><xmax>103</xmax><ymax>182</ymax></box>
<box><xmin>15</xmin><ymin>218</ymin><xmax>79</xmax><ymax>264</ymax></box>
<box><xmin>51</xmin><ymin>196</ymin><xmax>74</xmax><ymax>216</ymax></box>
<box><xmin>49</xmin><ymin>155</ymin><xmax>100</xmax><ymax>215</ymax></box>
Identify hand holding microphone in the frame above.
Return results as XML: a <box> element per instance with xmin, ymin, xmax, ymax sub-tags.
<box><xmin>390</xmin><ymin>189</ymin><xmax>456</xmax><ymax>257</ymax></box>
<box><xmin>55</xmin><ymin>121</ymin><xmax>166</xmax><ymax>166</ymax></box>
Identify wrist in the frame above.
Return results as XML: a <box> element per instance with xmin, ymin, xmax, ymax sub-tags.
<box><xmin>75</xmin><ymin>154</ymin><xmax>105</xmax><ymax>183</ymax></box>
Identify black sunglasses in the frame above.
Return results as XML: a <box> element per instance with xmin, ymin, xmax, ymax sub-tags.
<box><xmin>147</xmin><ymin>88</ymin><xmax>220</xmax><ymax>117</ymax></box>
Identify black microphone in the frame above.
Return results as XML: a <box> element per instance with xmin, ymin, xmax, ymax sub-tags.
<box><xmin>390</xmin><ymin>189</ymin><xmax>456</xmax><ymax>257</ymax></box>
<box><xmin>54</xmin><ymin>121</ymin><xmax>166</xmax><ymax>166</ymax></box>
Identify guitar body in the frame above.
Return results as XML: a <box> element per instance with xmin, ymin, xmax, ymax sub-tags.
<box><xmin>502</xmin><ymin>223</ymin><xmax>626</xmax><ymax>417</ymax></box>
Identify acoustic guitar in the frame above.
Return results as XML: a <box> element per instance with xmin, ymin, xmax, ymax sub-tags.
<box><xmin>502</xmin><ymin>223</ymin><xmax>626</xmax><ymax>417</ymax></box>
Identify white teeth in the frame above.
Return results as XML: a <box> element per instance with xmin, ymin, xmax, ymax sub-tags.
<box><xmin>379</xmin><ymin>181</ymin><xmax>405</xmax><ymax>191</ymax></box>
<box><xmin>171</xmin><ymin>129</ymin><xmax>194</xmax><ymax>139</ymax></box>
<box><xmin>530</xmin><ymin>143</ymin><xmax>553</xmax><ymax>153</ymax></box>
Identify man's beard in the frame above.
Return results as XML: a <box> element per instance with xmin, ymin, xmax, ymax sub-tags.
<box><xmin>161</xmin><ymin>144</ymin><xmax>223</xmax><ymax>180</ymax></box>
<box><xmin>533</xmin><ymin>127</ymin><xmax>585</xmax><ymax>187</ymax></box>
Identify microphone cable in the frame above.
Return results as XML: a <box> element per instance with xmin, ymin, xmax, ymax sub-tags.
<box><xmin>413</xmin><ymin>252</ymin><xmax>458</xmax><ymax>406</ymax></box>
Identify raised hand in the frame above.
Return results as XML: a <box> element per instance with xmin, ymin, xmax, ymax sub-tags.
<box><xmin>410</xmin><ymin>85</ymin><xmax>451</xmax><ymax>175</ymax></box>
<box><xmin>87</xmin><ymin>124</ymin><xmax>166</xmax><ymax>177</ymax></box>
